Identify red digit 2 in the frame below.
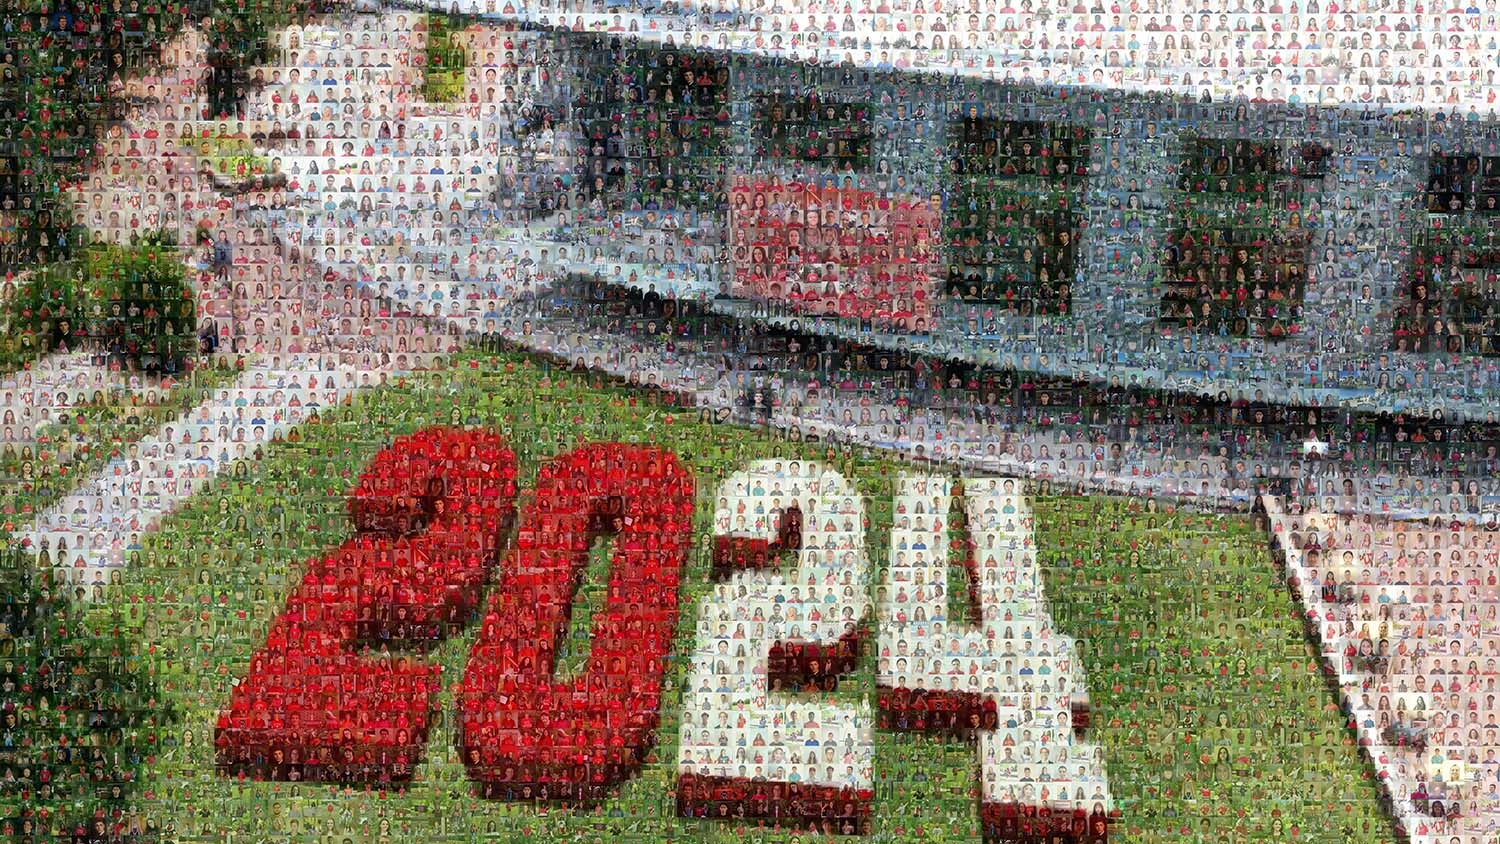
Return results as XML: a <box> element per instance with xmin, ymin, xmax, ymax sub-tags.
<box><xmin>214</xmin><ymin>426</ymin><xmax>519</xmax><ymax>783</ymax></box>
<box><xmin>460</xmin><ymin>443</ymin><xmax>695</xmax><ymax>802</ymax></box>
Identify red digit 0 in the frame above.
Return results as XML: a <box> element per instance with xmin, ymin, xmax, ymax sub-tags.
<box><xmin>460</xmin><ymin>443</ymin><xmax>695</xmax><ymax>801</ymax></box>
<box><xmin>215</xmin><ymin>426</ymin><xmax>519</xmax><ymax>783</ymax></box>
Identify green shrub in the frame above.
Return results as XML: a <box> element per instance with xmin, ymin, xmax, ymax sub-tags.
<box><xmin>425</xmin><ymin>69</ymin><xmax>467</xmax><ymax>103</ymax></box>
<box><xmin>0</xmin><ymin>263</ymin><xmax>90</xmax><ymax>372</ymax></box>
<box><xmin>82</xmin><ymin>234</ymin><xmax>198</xmax><ymax>375</ymax></box>
<box><xmin>0</xmin><ymin>233</ymin><xmax>198</xmax><ymax>375</ymax></box>
<box><xmin>422</xmin><ymin>15</ymin><xmax>469</xmax><ymax>103</ymax></box>
<box><xmin>0</xmin><ymin>545</ymin><xmax>176</xmax><ymax>841</ymax></box>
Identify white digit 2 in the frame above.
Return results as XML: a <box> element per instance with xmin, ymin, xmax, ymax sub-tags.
<box><xmin>676</xmin><ymin>459</ymin><xmax>875</xmax><ymax>834</ymax></box>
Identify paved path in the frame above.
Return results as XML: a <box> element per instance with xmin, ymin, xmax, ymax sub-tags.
<box><xmin>1264</xmin><ymin>495</ymin><xmax>1500</xmax><ymax>844</ymax></box>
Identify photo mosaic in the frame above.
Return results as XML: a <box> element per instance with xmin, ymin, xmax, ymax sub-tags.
<box><xmin>0</xmin><ymin>0</ymin><xmax>1499</xmax><ymax>842</ymax></box>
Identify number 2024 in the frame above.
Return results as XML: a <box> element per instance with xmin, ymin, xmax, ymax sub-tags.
<box><xmin>214</xmin><ymin>426</ymin><xmax>1115</xmax><ymax>843</ymax></box>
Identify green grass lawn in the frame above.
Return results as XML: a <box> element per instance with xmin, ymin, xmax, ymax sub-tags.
<box><xmin>82</xmin><ymin>352</ymin><xmax>1394</xmax><ymax>843</ymax></box>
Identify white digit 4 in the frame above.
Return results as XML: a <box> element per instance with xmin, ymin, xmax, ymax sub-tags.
<box><xmin>676</xmin><ymin>459</ymin><xmax>875</xmax><ymax>833</ymax></box>
<box><xmin>876</xmin><ymin>474</ymin><xmax>1113</xmax><ymax>836</ymax></box>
